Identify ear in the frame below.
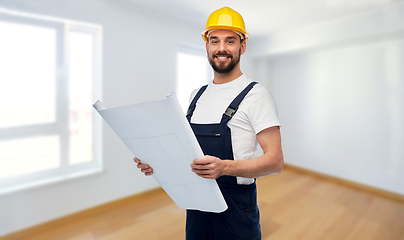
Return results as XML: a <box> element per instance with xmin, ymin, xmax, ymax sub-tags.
<box><xmin>206</xmin><ymin>41</ymin><xmax>209</xmax><ymax>52</ymax></box>
<box><xmin>240</xmin><ymin>41</ymin><xmax>246</xmax><ymax>55</ymax></box>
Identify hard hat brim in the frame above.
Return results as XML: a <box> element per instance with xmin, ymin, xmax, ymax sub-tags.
<box><xmin>202</xmin><ymin>26</ymin><xmax>249</xmax><ymax>42</ymax></box>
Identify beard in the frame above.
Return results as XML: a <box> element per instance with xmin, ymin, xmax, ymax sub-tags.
<box><xmin>208</xmin><ymin>48</ymin><xmax>241</xmax><ymax>74</ymax></box>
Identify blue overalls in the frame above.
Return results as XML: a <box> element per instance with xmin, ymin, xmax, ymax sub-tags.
<box><xmin>186</xmin><ymin>82</ymin><xmax>261</xmax><ymax>240</ymax></box>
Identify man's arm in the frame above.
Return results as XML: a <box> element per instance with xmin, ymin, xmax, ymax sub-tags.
<box><xmin>190</xmin><ymin>126</ymin><xmax>284</xmax><ymax>179</ymax></box>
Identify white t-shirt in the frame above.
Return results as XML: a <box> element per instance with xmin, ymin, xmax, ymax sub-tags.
<box><xmin>189</xmin><ymin>74</ymin><xmax>280</xmax><ymax>185</ymax></box>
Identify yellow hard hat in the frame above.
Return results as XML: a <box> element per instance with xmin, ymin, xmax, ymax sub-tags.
<box><xmin>202</xmin><ymin>7</ymin><xmax>249</xmax><ymax>42</ymax></box>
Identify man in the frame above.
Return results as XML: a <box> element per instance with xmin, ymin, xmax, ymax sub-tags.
<box><xmin>135</xmin><ymin>6</ymin><xmax>283</xmax><ymax>240</ymax></box>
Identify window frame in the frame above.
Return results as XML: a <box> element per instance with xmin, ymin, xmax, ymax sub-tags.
<box><xmin>0</xmin><ymin>8</ymin><xmax>103</xmax><ymax>195</ymax></box>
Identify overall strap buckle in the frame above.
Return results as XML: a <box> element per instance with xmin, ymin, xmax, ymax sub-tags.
<box><xmin>221</xmin><ymin>81</ymin><xmax>258</xmax><ymax>123</ymax></box>
<box><xmin>223</xmin><ymin>107</ymin><xmax>238</xmax><ymax>118</ymax></box>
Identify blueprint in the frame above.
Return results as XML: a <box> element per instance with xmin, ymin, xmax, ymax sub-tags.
<box><xmin>93</xmin><ymin>94</ymin><xmax>227</xmax><ymax>213</ymax></box>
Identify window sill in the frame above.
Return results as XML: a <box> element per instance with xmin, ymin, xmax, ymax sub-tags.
<box><xmin>0</xmin><ymin>167</ymin><xmax>104</xmax><ymax>196</ymax></box>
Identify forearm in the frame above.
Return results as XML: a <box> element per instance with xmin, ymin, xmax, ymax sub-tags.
<box><xmin>191</xmin><ymin>127</ymin><xmax>284</xmax><ymax>179</ymax></box>
<box><xmin>222</xmin><ymin>151</ymin><xmax>284</xmax><ymax>178</ymax></box>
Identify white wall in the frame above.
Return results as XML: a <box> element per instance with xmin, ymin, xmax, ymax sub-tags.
<box><xmin>249</xmin><ymin>4</ymin><xmax>404</xmax><ymax>195</ymax></box>
<box><xmin>0</xmin><ymin>0</ymin><xmax>204</xmax><ymax>236</ymax></box>
<box><xmin>270</xmin><ymin>39</ymin><xmax>404</xmax><ymax>195</ymax></box>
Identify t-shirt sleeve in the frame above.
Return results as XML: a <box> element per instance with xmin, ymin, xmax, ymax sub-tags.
<box><xmin>247</xmin><ymin>85</ymin><xmax>281</xmax><ymax>134</ymax></box>
<box><xmin>188</xmin><ymin>88</ymin><xmax>201</xmax><ymax>105</ymax></box>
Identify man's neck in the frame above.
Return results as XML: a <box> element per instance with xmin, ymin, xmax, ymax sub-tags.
<box><xmin>213</xmin><ymin>68</ymin><xmax>243</xmax><ymax>85</ymax></box>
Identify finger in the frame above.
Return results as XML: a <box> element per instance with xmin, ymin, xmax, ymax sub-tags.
<box><xmin>141</xmin><ymin>167</ymin><xmax>153</xmax><ymax>173</ymax></box>
<box><xmin>192</xmin><ymin>159</ymin><xmax>214</xmax><ymax>167</ymax></box>
<box><xmin>194</xmin><ymin>155</ymin><xmax>219</xmax><ymax>165</ymax></box>
<box><xmin>134</xmin><ymin>157</ymin><xmax>140</xmax><ymax>163</ymax></box>
<box><xmin>192</xmin><ymin>165</ymin><xmax>211</xmax><ymax>171</ymax></box>
<box><xmin>192</xmin><ymin>168</ymin><xmax>211</xmax><ymax>175</ymax></box>
<box><xmin>194</xmin><ymin>172</ymin><xmax>215</xmax><ymax>179</ymax></box>
<box><xmin>193</xmin><ymin>158</ymin><xmax>211</xmax><ymax>165</ymax></box>
<box><xmin>143</xmin><ymin>167</ymin><xmax>153</xmax><ymax>175</ymax></box>
<box><xmin>191</xmin><ymin>160</ymin><xmax>216</xmax><ymax>170</ymax></box>
<box><xmin>137</xmin><ymin>163</ymin><xmax>149</xmax><ymax>168</ymax></box>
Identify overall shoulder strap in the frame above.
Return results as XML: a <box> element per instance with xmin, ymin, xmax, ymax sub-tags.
<box><xmin>186</xmin><ymin>85</ymin><xmax>208</xmax><ymax>121</ymax></box>
<box><xmin>221</xmin><ymin>81</ymin><xmax>258</xmax><ymax>123</ymax></box>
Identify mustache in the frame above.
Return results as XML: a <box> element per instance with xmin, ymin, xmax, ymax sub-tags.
<box><xmin>213</xmin><ymin>51</ymin><xmax>232</xmax><ymax>58</ymax></box>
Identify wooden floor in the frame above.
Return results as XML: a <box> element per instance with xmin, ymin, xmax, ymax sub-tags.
<box><xmin>2</xmin><ymin>167</ymin><xmax>404</xmax><ymax>240</ymax></box>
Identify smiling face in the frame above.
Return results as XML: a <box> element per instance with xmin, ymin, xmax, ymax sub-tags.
<box><xmin>206</xmin><ymin>29</ymin><xmax>246</xmax><ymax>75</ymax></box>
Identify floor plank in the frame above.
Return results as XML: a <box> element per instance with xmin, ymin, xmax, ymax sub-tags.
<box><xmin>1</xmin><ymin>167</ymin><xmax>403</xmax><ymax>240</ymax></box>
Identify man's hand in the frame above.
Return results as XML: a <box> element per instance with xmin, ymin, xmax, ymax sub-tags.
<box><xmin>134</xmin><ymin>157</ymin><xmax>153</xmax><ymax>176</ymax></box>
<box><xmin>190</xmin><ymin>155</ymin><xmax>229</xmax><ymax>179</ymax></box>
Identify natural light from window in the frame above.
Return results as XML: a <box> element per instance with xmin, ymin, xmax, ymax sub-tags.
<box><xmin>176</xmin><ymin>50</ymin><xmax>211</xmax><ymax>113</ymax></box>
<box><xmin>0</xmin><ymin>9</ymin><xmax>102</xmax><ymax>194</ymax></box>
<box><xmin>0</xmin><ymin>21</ymin><xmax>59</xmax><ymax>178</ymax></box>
<box><xmin>0</xmin><ymin>21</ymin><xmax>56</xmax><ymax>128</ymax></box>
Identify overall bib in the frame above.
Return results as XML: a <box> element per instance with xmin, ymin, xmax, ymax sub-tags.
<box><xmin>186</xmin><ymin>82</ymin><xmax>261</xmax><ymax>240</ymax></box>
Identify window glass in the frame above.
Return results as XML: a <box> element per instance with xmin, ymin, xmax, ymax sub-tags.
<box><xmin>0</xmin><ymin>21</ymin><xmax>56</xmax><ymax>128</ymax></box>
<box><xmin>0</xmin><ymin>136</ymin><xmax>60</xmax><ymax>178</ymax></box>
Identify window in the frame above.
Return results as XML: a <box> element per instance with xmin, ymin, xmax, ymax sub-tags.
<box><xmin>176</xmin><ymin>45</ymin><xmax>211</xmax><ymax>113</ymax></box>
<box><xmin>0</xmin><ymin>8</ymin><xmax>102</xmax><ymax>194</ymax></box>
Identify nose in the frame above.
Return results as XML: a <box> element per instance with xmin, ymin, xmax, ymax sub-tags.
<box><xmin>218</xmin><ymin>41</ymin><xmax>228</xmax><ymax>52</ymax></box>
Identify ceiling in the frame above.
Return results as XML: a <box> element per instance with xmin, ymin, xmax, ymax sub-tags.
<box><xmin>122</xmin><ymin>0</ymin><xmax>403</xmax><ymax>38</ymax></box>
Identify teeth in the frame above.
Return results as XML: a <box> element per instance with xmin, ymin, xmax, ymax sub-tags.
<box><xmin>217</xmin><ymin>57</ymin><xmax>228</xmax><ymax>60</ymax></box>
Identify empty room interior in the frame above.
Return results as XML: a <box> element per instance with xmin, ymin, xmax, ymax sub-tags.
<box><xmin>0</xmin><ymin>0</ymin><xmax>403</xmax><ymax>239</ymax></box>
